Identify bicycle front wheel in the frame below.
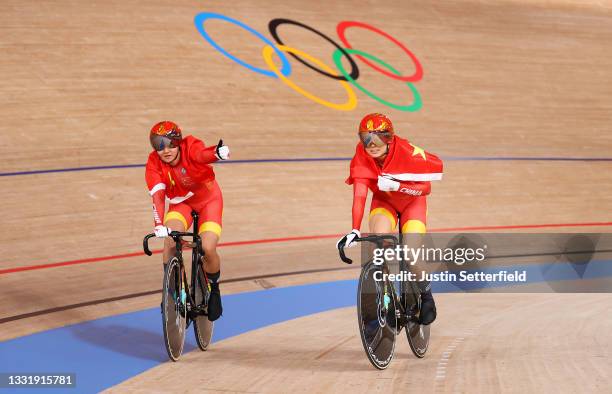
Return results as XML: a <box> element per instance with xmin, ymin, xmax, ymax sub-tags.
<box><xmin>162</xmin><ymin>257</ymin><xmax>187</xmax><ymax>361</ymax></box>
<box><xmin>193</xmin><ymin>264</ymin><xmax>214</xmax><ymax>351</ymax></box>
<box><xmin>357</xmin><ymin>262</ymin><xmax>397</xmax><ymax>370</ymax></box>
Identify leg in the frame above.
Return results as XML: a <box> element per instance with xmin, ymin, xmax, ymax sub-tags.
<box><xmin>196</xmin><ymin>181</ymin><xmax>224</xmax><ymax>321</ymax></box>
<box><xmin>199</xmin><ymin>229</ymin><xmax>222</xmax><ymax>321</ymax></box>
<box><xmin>201</xmin><ymin>231</ymin><xmax>220</xmax><ymax>273</ymax></box>
<box><xmin>399</xmin><ymin>197</ymin><xmax>436</xmax><ymax>325</ymax></box>
<box><xmin>368</xmin><ymin>198</ymin><xmax>397</xmax><ymax>234</ymax></box>
<box><xmin>158</xmin><ymin>206</ymin><xmax>191</xmax><ymax>312</ymax></box>
<box><xmin>162</xmin><ymin>219</ymin><xmax>183</xmax><ymax>262</ymax></box>
<box><xmin>368</xmin><ymin>199</ymin><xmax>399</xmax><ymax>301</ymax></box>
<box><xmin>369</xmin><ymin>200</ymin><xmax>398</xmax><ymax>277</ymax></box>
<box><xmin>162</xmin><ymin>204</ymin><xmax>192</xmax><ymax>264</ymax></box>
<box><xmin>196</xmin><ymin>181</ymin><xmax>223</xmax><ymax>275</ymax></box>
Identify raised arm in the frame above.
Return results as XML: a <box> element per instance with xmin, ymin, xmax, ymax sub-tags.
<box><xmin>191</xmin><ymin>143</ymin><xmax>218</xmax><ymax>165</ymax></box>
<box><xmin>190</xmin><ymin>139</ymin><xmax>230</xmax><ymax>164</ymax></box>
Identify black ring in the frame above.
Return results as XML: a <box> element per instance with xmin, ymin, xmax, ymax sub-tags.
<box><xmin>268</xmin><ymin>18</ymin><xmax>360</xmax><ymax>81</ymax></box>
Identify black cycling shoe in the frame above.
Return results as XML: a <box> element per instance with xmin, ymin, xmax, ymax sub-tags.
<box><xmin>419</xmin><ymin>291</ymin><xmax>437</xmax><ymax>325</ymax></box>
<box><xmin>207</xmin><ymin>282</ymin><xmax>223</xmax><ymax>321</ymax></box>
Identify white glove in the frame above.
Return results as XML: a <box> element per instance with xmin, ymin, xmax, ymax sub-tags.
<box><xmin>377</xmin><ymin>175</ymin><xmax>400</xmax><ymax>192</ymax></box>
<box><xmin>215</xmin><ymin>139</ymin><xmax>230</xmax><ymax>160</ymax></box>
<box><xmin>336</xmin><ymin>229</ymin><xmax>361</xmax><ymax>249</ymax></box>
<box><xmin>154</xmin><ymin>225</ymin><xmax>171</xmax><ymax>238</ymax></box>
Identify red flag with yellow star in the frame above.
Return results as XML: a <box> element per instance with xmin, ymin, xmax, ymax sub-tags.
<box><xmin>346</xmin><ymin>135</ymin><xmax>443</xmax><ymax>185</ymax></box>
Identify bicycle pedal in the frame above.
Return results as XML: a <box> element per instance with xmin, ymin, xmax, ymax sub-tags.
<box><xmin>193</xmin><ymin>304</ymin><xmax>208</xmax><ymax>316</ymax></box>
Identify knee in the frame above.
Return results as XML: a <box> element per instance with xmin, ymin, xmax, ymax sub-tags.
<box><xmin>201</xmin><ymin>232</ymin><xmax>219</xmax><ymax>256</ymax></box>
<box><xmin>203</xmin><ymin>243</ymin><xmax>218</xmax><ymax>257</ymax></box>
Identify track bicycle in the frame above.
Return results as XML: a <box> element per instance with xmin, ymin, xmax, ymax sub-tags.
<box><xmin>339</xmin><ymin>233</ymin><xmax>430</xmax><ymax>369</ymax></box>
<box><xmin>143</xmin><ymin>211</ymin><xmax>214</xmax><ymax>361</ymax></box>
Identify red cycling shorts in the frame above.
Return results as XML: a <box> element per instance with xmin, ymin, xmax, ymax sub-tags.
<box><xmin>369</xmin><ymin>193</ymin><xmax>427</xmax><ymax>234</ymax></box>
<box><xmin>164</xmin><ymin>180</ymin><xmax>223</xmax><ymax>237</ymax></box>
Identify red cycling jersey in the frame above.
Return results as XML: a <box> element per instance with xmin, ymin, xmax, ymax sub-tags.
<box><xmin>145</xmin><ymin>135</ymin><xmax>218</xmax><ymax>227</ymax></box>
<box><xmin>345</xmin><ymin>136</ymin><xmax>443</xmax><ymax>233</ymax></box>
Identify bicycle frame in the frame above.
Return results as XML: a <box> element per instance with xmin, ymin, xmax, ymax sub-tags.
<box><xmin>339</xmin><ymin>233</ymin><xmax>418</xmax><ymax>328</ymax></box>
<box><xmin>342</xmin><ymin>231</ymin><xmax>430</xmax><ymax>365</ymax></box>
<box><xmin>143</xmin><ymin>210</ymin><xmax>207</xmax><ymax>322</ymax></box>
<box><xmin>187</xmin><ymin>211</ymin><xmax>206</xmax><ymax>320</ymax></box>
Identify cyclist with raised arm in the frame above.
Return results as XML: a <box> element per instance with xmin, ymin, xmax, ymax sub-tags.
<box><xmin>145</xmin><ymin>121</ymin><xmax>229</xmax><ymax>321</ymax></box>
<box><xmin>336</xmin><ymin>113</ymin><xmax>443</xmax><ymax>325</ymax></box>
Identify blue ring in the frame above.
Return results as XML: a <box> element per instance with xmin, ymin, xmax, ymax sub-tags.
<box><xmin>194</xmin><ymin>12</ymin><xmax>292</xmax><ymax>78</ymax></box>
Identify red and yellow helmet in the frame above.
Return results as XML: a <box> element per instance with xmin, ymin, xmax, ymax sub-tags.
<box><xmin>149</xmin><ymin>121</ymin><xmax>182</xmax><ymax>151</ymax></box>
<box><xmin>358</xmin><ymin>113</ymin><xmax>394</xmax><ymax>147</ymax></box>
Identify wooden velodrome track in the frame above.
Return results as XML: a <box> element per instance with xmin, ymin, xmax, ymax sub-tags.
<box><xmin>1</xmin><ymin>0</ymin><xmax>612</xmax><ymax>392</ymax></box>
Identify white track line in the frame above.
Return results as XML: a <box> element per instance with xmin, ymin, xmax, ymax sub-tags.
<box><xmin>433</xmin><ymin>325</ymin><xmax>482</xmax><ymax>390</ymax></box>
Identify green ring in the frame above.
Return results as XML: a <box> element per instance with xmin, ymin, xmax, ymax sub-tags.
<box><xmin>333</xmin><ymin>48</ymin><xmax>422</xmax><ymax>112</ymax></box>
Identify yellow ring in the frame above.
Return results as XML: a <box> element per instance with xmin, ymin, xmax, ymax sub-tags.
<box><xmin>369</xmin><ymin>208</ymin><xmax>398</xmax><ymax>230</ymax></box>
<box><xmin>402</xmin><ymin>219</ymin><xmax>426</xmax><ymax>234</ymax></box>
<box><xmin>164</xmin><ymin>211</ymin><xmax>188</xmax><ymax>231</ymax></box>
<box><xmin>262</xmin><ymin>44</ymin><xmax>357</xmax><ymax>111</ymax></box>
<box><xmin>199</xmin><ymin>221</ymin><xmax>222</xmax><ymax>237</ymax></box>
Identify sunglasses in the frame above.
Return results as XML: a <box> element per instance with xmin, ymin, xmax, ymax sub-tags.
<box><xmin>151</xmin><ymin>135</ymin><xmax>179</xmax><ymax>151</ymax></box>
<box><xmin>359</xmin><ymin>131</ymin><xmax>392</xmax><ymax>147</ymax></box>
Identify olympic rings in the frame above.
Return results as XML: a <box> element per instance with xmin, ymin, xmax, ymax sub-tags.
<box><xmin>337</xmin><ymin>21</ymin><xmax>423</xmax><ymax>82</ymax></box>
<box><xmin>333</xmin><ymin>48</ymin><xmax>422</xmax><ymax>112</ymax></box>
<box><xmin>262</xmin><ymin>45</ymin><xmax>358</xmax><ymax>111</ymax></box>
<box><xmin>194</xmin><ymin>12</ymin><xmax>424</xmax><ymax>112</ymax></box>
<box><xmin>268</xmin><ymin>18</ymin><xmax>359</xmax><ymax>82</ymax></box>
<box><xmin>194</xmin><ymin>12</ymin><xmax>292</xmax><ymax>78</ymax></box>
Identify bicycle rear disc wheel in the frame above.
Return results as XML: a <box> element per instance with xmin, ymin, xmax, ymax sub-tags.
<box><xmin>357</xmin><ymin>262</ymin><xmax>397</xmax><ymax>370</ymax></box>
<box><xmin>193</xmin><ymin>264</ymin><xmax>214</xmax><ymax>351</ymax></box>
<box><xmin>162</xmin><ymin>257</ymin><xmax>187</xmax><ymax>361</ymax></box>
<box><xmin>403</xmin><ymin>281</ymin><xmax>430</xmax><ymax>358</ymax></box>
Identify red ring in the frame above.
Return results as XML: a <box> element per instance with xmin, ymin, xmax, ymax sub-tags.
<box><xmin>336</xmin><ymin>21</ymin><xmax>423</xmax><ymax>82</ymax></box>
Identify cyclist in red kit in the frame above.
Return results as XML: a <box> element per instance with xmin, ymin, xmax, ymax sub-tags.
<box><xmin>336</xmin><ymin>113</ymin><xmax>443</xmax><ymax>325</ymax></box>
<box><xmin>145</xmin><ymin>121</ymin><xmax>229</xmax><ymax>321</ymax></box>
